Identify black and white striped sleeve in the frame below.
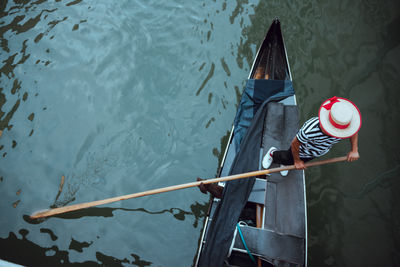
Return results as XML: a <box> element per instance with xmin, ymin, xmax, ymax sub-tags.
<box><xmin>296</xmin><ymin>117</ymin><xmax>319</xmax><ymax>145</ymax></box>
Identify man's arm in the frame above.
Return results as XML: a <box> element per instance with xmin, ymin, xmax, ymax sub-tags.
<box><xmin>347</xmin><ymin>133</ymin><xmax>360</xmax><ymax>162</ymax></box>
<box><xmin>291</xmin><ymin>137</ymin><xmax>306</xmax><ymax>169</ymax></box>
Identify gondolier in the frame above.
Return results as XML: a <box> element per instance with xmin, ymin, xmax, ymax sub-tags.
<box><xmin>262</xmin><ymin>96</ymin><xmax>361</xmax><ymax>174</ymax></box>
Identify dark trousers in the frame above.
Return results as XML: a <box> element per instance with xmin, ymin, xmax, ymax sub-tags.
<box><xmin>272</xmin><ymin>147</ymin><xmax>313</xmax><ymax>165</ymax></box>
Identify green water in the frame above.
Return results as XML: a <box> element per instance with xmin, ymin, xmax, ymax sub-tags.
<box><xmin>1</xmin><ymin>0</ymin><xmax>399</xmax><ymax>266</ymax></box>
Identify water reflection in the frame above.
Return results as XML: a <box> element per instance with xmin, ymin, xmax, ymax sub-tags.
<box><xmin>0</xmin><ymin>0</ymin><xmax>69</xmax><ymax>160</ymax></box>
<box><xmin>0</xmin><ymin>230</ymin><xmax>152</xmax><ymax>267</ymax></box>
<box><xmin>16</xmin><ymin>202</ymin><xmax>208</xmax><ymax>265</ymax></box>
<box><xmin>212</xmin><ymin>130</ymin><xmax>231</xmax><ymax>172</ymax></box>
<box><xmin>40</xmin><ymin>228</ymin><xmax>58</xmax><ymax>241</ymax></box>
<box><xmin>196</xmin><ymin>63</ymin><xmax>215</xmax><ymax>96</ymax></box>
<box><xmin>1</xmin><ymin>0</ymin><xmax>235</xmax><ymax>266</ymax></box>
<box><xmin>69</xmin><ymin>238</ymin><xmax>92</xmax><ymax>253</ymax></box>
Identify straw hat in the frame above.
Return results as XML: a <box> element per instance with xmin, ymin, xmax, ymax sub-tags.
<box><xmin>318</xmin><ymin>96</ymin><xmax>361</xmax><ymax>139</ymax></box>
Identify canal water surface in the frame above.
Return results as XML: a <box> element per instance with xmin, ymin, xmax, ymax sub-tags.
<box><xmin>1</xmin><ymin>0</ymin><xmax>399</xmax><ymax>266</ymax></box>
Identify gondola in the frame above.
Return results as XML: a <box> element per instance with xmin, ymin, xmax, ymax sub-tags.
<box><xmin>195</xmin><ymin>19</ymin><xmax>307</xmax><ymax>267</ymax></box>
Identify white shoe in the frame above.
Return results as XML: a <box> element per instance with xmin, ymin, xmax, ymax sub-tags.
<box><xmin>262</xmin><ymin>147</ymin><xmax>277</xmax><ymax>169</ymax></box>
<box><xmin>280</xmin><ymin>165</ymin><xmax>288</xmax><ymax>176</ymax></box>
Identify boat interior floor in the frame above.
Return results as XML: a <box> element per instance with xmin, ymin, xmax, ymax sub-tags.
<box><xmin>231</xmin><ymin>101</ymin><xmax>306</xmax><ymax>266</ymax></box>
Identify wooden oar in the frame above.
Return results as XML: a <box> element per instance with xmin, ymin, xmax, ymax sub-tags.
<box><xmin>30</xmin><ymin>156</ymin><xmax>347</xmax><ymax>219</ymax></box>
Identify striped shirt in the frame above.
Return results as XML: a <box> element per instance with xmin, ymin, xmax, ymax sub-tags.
<box><xmin>296</xmin><ymin>117</ymin><xmax>341</xmax><ymax>158</ymax></box>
